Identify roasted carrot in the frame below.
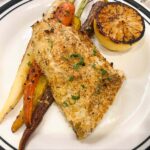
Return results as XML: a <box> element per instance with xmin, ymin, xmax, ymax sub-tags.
<box><xmin>11</xmin><ymin>109</ymin><xmax>24</xmax><ymax>133</ymax></box>
<box><xmin>11</xmin><ymin>76</ymin><xmax>47</xmax><ymax>133</ymax></box>
<box><xmin>23</xmin><ymin>62</ymin><xmax>41</xmax><ymax>127</ymax></box>
<box><xmin>19</xmin><ymin>87</ymin><xmax>54</xmax><ymax>150</ymax></box>
<box><xmin>12</xmin><ymin>0</ymin><xmax>76</xmax><ymax>131</ymax></box>
<box><xmin>55</xmin><ymin>2</ymin><xmax>75</xmax><ymax>26</ymax></box>
<box><xmin>0</xmin><ymin>0</ymin><xmax>66</xmax><ymax>124</ymax></box>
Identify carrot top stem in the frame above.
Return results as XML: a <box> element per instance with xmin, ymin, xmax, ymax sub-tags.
<box><xmin>75</xmin><ymin>0</ymin><xmax>92</xmax><ymax>18</ymax></box>
<box><xmin>69</xmin><ymin>0</ymin><xmax>75</xmax><ymax>3</ymax></box>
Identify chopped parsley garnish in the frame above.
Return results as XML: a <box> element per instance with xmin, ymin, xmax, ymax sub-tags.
<box><xmin>100</xmin><ymin>68</ymin><xmax>107</xmax><ymax>75</ymax></box>
<box><xmin>63</xmin><ymin>101</ymin><xmax>69</xmax><ymax>107</ymax></box>
<box><xmin>27</xmin><ymin>61</ymin><xmax>32</xmax><ymax>67</ymax></box>
<box><xmin>71</xmin><ymin>95</ymin><xmax>80</xmax><ymax>101</ymax></box>
<box><xmin>73</xmin><ymin>63</ymin><xmax>80</xmax><ymax>70</ymax></box>
<box><xmin>78</xmin><ymin>57</ymin><xmax>85</xmax><ymax>66</ymax></box>
<box><xmin>70</xmin><ymin>53</ymin><xmax>85</xmax><ymax>70</ymax></box>
<box><xmin>93</xmin><ymin>47</ymin><xmax>97</xmax><ymax>56</ymax></box>
<box><xmin>69</xmin><ymin>76</ymin><xmax>74</xmax><ymax>81</ymax></box>
<box><xmin>70</xmin><ymin>54</ymin><xmax>81</xmax><ymax>58</ymax></box>
<box><xmin>107</xmin><ymin>77</ymin><xmax>112</xmax><ymax>81</ymax></box>
<box><xmin>92</xmin><ymin>63</ymin><xmax>96</xmax><ymax>69</ymax></box>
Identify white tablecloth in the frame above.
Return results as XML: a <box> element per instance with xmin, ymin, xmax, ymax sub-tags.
<box><xmin>139</xmin><ymin>0</ymin><xmax>150</xmax><ymax>8</ymax></box>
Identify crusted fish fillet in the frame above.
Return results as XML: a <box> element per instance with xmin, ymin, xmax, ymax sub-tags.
<box><xmin>32</xmin><ymin>19</ymin><xmax>124</xmax><ymax>139</ymax></box>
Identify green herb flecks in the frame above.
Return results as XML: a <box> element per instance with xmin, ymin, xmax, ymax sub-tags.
<box><xmin>93</xmin><ymin>47</ymin><xmax>97</xmax><ymax>56</ymax></box>
<box><xmin>71</xmin><ymin>95</ymin><xmax>80</xmax><ymax>101</ymax></box>
<box><xmin>70</xmin><ymin>53</ymin><xmax>85</xmax><ymax>70</ymax></box>
<box><xmin>69</xmin><ymin>76</ymin><xmax>74</xmax><ymax>82</ymax></box>
<box><xmin>27</xmin><ymin>61</ymin><xmax>32</xmax><ymax>67</ymax></box>
<box><xmin>100</xmin><ymin>68</ymin><xmax>107</xmax><ymax>76</ymax></box>
<box><xmin>63</xmin><ymin>101</ymin><xmax>69</xmax><ymax>107</ymax></box>
<box><xmin>78</xmin><ymin>57</ymin><xmax>85</xmax><ymax>66</ymax></box>
<box><xmin>107</xmin><ymin>77</ymin><xmax>112</xmax><ymax>81</ymax></box>
<box><xmin>70</xmin><ymin>53</ymin><xmax>82</xmax><ymax>58</ymax></box>
<box><xmin>73</xmin><ymin>63</ymin><xmax>80</xmax><ymax>70</ymax></box>
<box><xmin>92</xmin><ymin>63</ymin><xmax>96</xmax><ymax>69</ymax></box>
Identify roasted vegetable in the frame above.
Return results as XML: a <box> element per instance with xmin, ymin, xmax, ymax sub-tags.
<box><xmin>73</xmin><ymin>0</ymin><xmax>92</xmax><ymax>30</ymax></box>
<box><xmin>94</xmin><ymin>2</ymin><xmax>145</xmax><ymax>51</ymax></box>
<box><xmin>55</xmin><ymin>2</ymin><xmax>75</xmax><ymax>26</ymax></box>
<box><xmin>80</xmin><ymin>1</ymin><xmax>106</xmax><ymax>37</ymax></box>
<box><xmin>33</xmin><ymin>75</ymin><xmax>48</xmax><ymax>103</ymax></box>
<box><xmin>0</xmin><ymin>42</ymin><xmax>34</xmax><ymax>123</ymax></box>
<box><xmin>19</xmin><ymin>87</ymin><xmax>54</xmax><ymax>150</ymax></box>
<box><xmin>24</xmin><ymin>62</ymin><xmax>41</xmax><ymax>127</ymax></box>
<box><xmin>72</xmin><ymin>16</ymin><xmax>81</xmax><ymax>31</ymax></box>
<box><xmin>11</xmin><ymin>109</ymin><xmax>24</xmax><ymax>133</ymax></box>
<box><xmin>11</xmin><ymin>75</ymin><xmax>47</xmax><ymax>133</ymax></box>
<box><xmin>0</xmin><ymin>0</ymin><xmax>68</xmax><ymax>124</ymax></box>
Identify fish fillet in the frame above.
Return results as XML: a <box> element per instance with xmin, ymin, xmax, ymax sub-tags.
<box><xmin>31</xmin><ymin>19</ymin><xmax>124</xmax><ymax>139</ymax></box>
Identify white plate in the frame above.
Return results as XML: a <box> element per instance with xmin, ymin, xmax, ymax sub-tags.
<box><xmin>0</xmin><ymin>0</ymin><xmax>150</xmax><ymax>149</ymax></box>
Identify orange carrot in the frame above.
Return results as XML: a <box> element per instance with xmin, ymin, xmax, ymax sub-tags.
<box><xmin>23</xmin><ymin>62</ymin><xmax>41</xmax><ymax>127</ymax></box>
<box><xmin>55</xmin><ymin>2</ymin><xmax>75</xmax><ymax>26</ymax></box>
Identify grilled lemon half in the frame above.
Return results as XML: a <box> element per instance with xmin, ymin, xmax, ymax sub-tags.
<box><xmin>94</xmin><ymin>2</ymin><xmax>145</xmax><ymax>51</ymax></box>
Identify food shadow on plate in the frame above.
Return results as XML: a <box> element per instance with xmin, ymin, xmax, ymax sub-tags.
<box><xmin>80</xmin><ymin>113</ymin><xmax>121</xmax><ymax>144</ymax></box>
<box><xmin>80</xmin><ymin>81</ymin><xmax>128</xmax><ymax>144</ymax></box>
<box><xmin>91</xmin><ymin>35</ymin><xmax>146</xmax><ymax>57</ymax></box>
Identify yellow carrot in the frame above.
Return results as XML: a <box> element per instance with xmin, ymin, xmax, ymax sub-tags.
<box><xmin>11</xmin><ymin>75</ymin><xmax>48</xmax><ymax>132</ymax></box>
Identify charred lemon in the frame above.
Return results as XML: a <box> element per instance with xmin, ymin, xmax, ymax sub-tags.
<box><xmin>94</xmin><ymin>2</ymin><xmax>145</xmax><ymax>51</ymax></box>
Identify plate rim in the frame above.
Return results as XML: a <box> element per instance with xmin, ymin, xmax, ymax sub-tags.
<box><xmin>0</xmin><ymin>0</ymin><xmax>150</xmax><ymax>149</ymax></box>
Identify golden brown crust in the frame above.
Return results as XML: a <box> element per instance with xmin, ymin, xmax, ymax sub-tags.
<box><xmin>32</xmin><ymin>20</ymin><xmax>125</xmax><ymax>139</ymax></box>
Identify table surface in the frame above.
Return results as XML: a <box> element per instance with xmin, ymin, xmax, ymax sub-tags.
<box><xmin>139</xmin><ymin>0</ymin><xmax>150</xmax><ymax>8</ymax></box>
